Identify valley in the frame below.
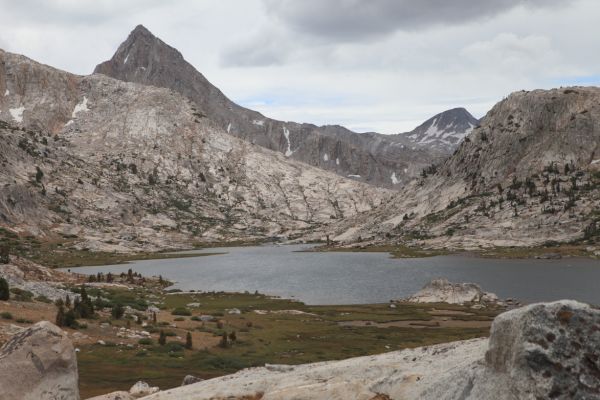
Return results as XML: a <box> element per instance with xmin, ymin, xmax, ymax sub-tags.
<box><xmin>0</xmin><ymin>19</ymin><xmax>599</xmax><ymax>400</ymax></box>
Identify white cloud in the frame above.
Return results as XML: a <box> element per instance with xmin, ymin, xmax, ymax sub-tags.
<box><xmin>0</xmin><ymin>0</ymin><xmax>598</xmax><ymax>134</ymax></box>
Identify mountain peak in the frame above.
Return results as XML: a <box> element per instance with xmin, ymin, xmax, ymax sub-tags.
<box><xmin>94</xmin><ymin>24</ymin><xmax>183</xmax><ymax>78</ymax></box>
<box><xmin>401</xmin><ymin>107</ymin><xmax>479</xmax><ymax>151</ymax></box>
<box><xmin>131</xmin><ymin>24</ymin><xmax>152</xmax><ymax>36</ymax></box>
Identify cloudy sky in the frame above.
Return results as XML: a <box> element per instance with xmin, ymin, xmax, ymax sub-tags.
<box><xmin>0</xmin><ymin>0</ymin><xmax>598</xmax><ymax>133</ymax></box>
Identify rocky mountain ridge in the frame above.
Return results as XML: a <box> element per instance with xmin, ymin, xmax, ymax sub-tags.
<box><xmin>0</xmin><ymin>49</ymin><xmax>392</xmax><ymax>251</ymax></box>
<box><xmin>328</xmin><ymin>87</ymin><xmax>600</xmax><ymax>248</ymax></box>
<box><xmin>94</xmin><ymin>25</ymin><xmax>474</xmax><ymax>188</ymax></box>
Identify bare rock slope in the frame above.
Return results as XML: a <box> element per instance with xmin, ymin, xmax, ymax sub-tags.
<box><xmin>95</xmin><ymin>25</ymin><xmax>473</xmax><ymax>188</ymax></box>
<box><xmin>330</xmin><ymin>87</ymin><xmax>600</xmax><ymax>248</ymax></box>
<box><xmin>0</xmin><ymin>321</ymin><xmax>79</xmax><ymax>400</ymax></box>
<box><xmin>139</xmin><ymin>300</ymin><xmax>600</xmax><ymax>400</ymax></box>
<box><xmin>0</xmin><ymin>49</ymin><xmax>392</xmax><ymax>250</ymax></box>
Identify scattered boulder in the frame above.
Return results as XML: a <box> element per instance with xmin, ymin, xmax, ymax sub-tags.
<box><xmin>0</xmin><ymin>321</ymin><xmax>79</xmax><ymax>400</ymax></box>
<box><xmin>86</xmin><ymin>391</ymin><xmax>134</xmax><ymax>400</ymax></box>
<box><xmin>406</xmin><ymin>278</ymin><xmax>499</xmax><ymax>305</ymax></box>
<box><xmin>129</xmin><ymin>381</ymin><xmax>159</xmax><ymax>398</ymax></box>
<box><xmin>535</xmin><ymin>253</ymin><xmax>562</xmax><ymax>259</ymax></box>
<box><xmin>483</xmin><ymin>300</ymin><xmax>600</xmax><ymax>399</ymax></box>
<box><xmin>181</xmin><ymin>375</ymin><xmax>203</xmax><ymax>386</ymax></box>
<box><xmin>138</xmin><ymin>300</ymin><xmax>600</xmax><ymax>400</ymax></box>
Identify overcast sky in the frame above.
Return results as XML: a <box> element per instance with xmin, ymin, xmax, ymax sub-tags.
<box><xmin>0</xmin><ymin>0</ymin><xmax>598</xmax><ymax>133</ymax></box>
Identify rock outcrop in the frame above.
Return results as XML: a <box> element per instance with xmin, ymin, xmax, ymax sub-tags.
<box><xmin>94</xmin><ymin>25</ymin><xmax>470</xmax><ymax>188</ymax></box>
<box><xmin>137</xmin><ymin>300</ymin><xmax>599</xmax><ymax>400</ymax></box>
<box><xmin>406</xmin><ymin>278</ymin><xmax>498</xmax><ymax>305</ymax></box>
<box><xmin>0</xmin><ymin>256</ymin><xmax>81</xmax><ymax>301</ymax></box>
<box><xmin>0</xmin><ymin>321</ymin><xmax>79</xmax><ymax>400</ymax></box>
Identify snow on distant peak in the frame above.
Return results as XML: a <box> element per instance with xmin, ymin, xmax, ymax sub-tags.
<box><xmin>4</xmin><ymin>89</ymin><xmax>9</xmax><ymax>96</ymax></box>
<box><xmin>323</xmin><ymin>153</ymin><xmax>329</xmax><ymax>162</ymax></box>
<box><xmin>124</xmin><ymin>53</ymin><xmax>130</xmax><ymax>64</ymax></box>
<box><xmin>391</xmin><ymin>172</ymin><xmax>399</xmax><ymax>185</ymax></box>
<box><xmin>9</xmin><ymin>106</ymin><xmax>25</xmax><ymax>123</ymax></box>
<box><xmin>72</xmin><ymin>96</ymin><xmax>89</xmax><ymax>118</ymax></box>
<box><xmin>252</xmin><ymin>120</ymin><xmax>265</xmax><ymax>126</ymax></box>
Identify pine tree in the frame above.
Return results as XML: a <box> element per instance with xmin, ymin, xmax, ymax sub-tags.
<box><xmin>152</xmin><ymin>312</ymin><xmax>157</xmax><ymax>324</ymax></box>
<box><xmin>0</xmin><ymin>277</ymin><xmax>9</xmax><ymax>301</ymax></box>
<box><xmin>0</xmin><ymin>245</ymin><xmax>9</xmax><ymax>264</ymax></box>
<box><xmin>65</xmin><ymin>294</ymin><xmax>71</xmax><ymax>308</ymax></box>
<box><xmin>112</xmin><ymin>303</ymin><xmax>124</xmax><ymax>320</ymax></box>
<box><xmin>219</xmin><ymin>332</ymin><xmax>228</xmax><ymax>348</ymax></box>
<box><xmin>185</xmin><ymin>332</ymin><xmax>193</xmax><ymax>349</ymax></box>
<box><xmin>56</xmin><ymin>304</ymin><xmax>66</xmax><ymax>327</ymax></box>
<box><xmin>228</xmin><ymin>331</ymin><xmax>237</xmax><ymax>342</ymax></box>
<box><xmin>159</xmin><ymin>330</ymin><xmax>166</xmax><ymax>346</ymax></box>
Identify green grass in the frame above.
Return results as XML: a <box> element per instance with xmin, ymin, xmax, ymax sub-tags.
<box><xmin>77</xmin><ymin>292</ymin><xmax>498</xmax><ymax>398</ymax></box>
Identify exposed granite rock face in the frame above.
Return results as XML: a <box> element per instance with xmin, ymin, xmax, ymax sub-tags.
<box><xmin>137</xmin><ymin>301</ymin><xmax>600</xmax><ymax>400</ymax></box>
<box><xmin>328</xmin><ymin>87</ymin><xmax>600</xmax><ymax>248</ymax></box>
<box><xmin>406</xmin><ymin>278</ymin><xmax>498</xmax><ymax>305</ymax></box>
<box><xmin>0</xmin><ymin>48</ymin><xmax>392</xmax><ymax>251</ymax></box>
<box><xmin>0</xmin><ymin>321</ymin><xmax>79</xmax><ymax>400</ymax></box>
<box><xmin>94</xmin><ymin>25</ymin><xmax>464</xmax><ymax>188</ymax></box>
<box><xmin>484</xmin><ymin>300</ymin><xmax>600</xmax><ymax>399</ymax></box>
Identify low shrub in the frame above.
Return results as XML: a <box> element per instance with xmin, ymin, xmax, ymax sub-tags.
<box><xmin>171</xmin><ymin>307</ymin><xmax>191</xmax><ymax>316</ymax></box>
<box><xmin>1</xmin><ymin>312</ymin><xmax>13</xmax><ymax>319</ymax></box>
<box><xmin>138</xmin><ymin>338</ymin><xmax>154</xmax><ymax>346</ymax></box>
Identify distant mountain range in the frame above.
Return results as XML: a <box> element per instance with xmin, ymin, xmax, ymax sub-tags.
<box><xmin>1</xmin><ymin>24</ymin><xmax>596</xmax><ymax>251</ymax></box>
<box><xmin>94</xmin><ymin>25</ymin><xmax>477</xmax><ymax>188</ymax></box>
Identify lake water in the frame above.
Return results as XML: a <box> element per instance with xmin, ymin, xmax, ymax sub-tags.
<box><xmin>68</xmin><ymin>245</ymin><xmax>600</xmax><ymax>305</ymax></box>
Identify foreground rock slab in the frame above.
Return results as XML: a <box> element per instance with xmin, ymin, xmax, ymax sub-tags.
<box><xmin>0</xmin><ymin>321</ymin><xmax>79</xmax><ymax>400</ymax></box>
<box><xmin>140</xmin><ymin>300</ymin><xmax>599</xmax><ymax>400</ymax></box>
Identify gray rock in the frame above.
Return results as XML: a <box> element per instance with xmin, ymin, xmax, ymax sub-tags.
<box><xmin>484</xmin><ymin>300</ymin><xmax>600</xmax><ymax>399</ymax></box>
<box><xmin>181</xmin><ymin>375</ymin><xmax>203</xmax><ymax>386</ymax></box>
<box><xmin>406</xmin><ymin>278</ymin><xmax>499</xmax><ymax>305</ymax></box>
<box><xmin>86</xmin><ymin>391</ymin><xmax>133</xmax><ymax>400</ymax></box>
<box><xmin>129</xmin><ymin>381</ymin><xmax>159</xmax><ymax>398</ymax></box>
<box><xmin>0</xmin><ymin>321</ymin><xmax>79</xmax><ymax>400</ymax></box>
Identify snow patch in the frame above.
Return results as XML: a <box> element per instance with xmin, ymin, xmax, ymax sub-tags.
<box><xmin>9</xmin><ymin>106</ymin><xmax>25</xmax><ymax>123</ymax></box>
<box><xmin>252</xmin><ymin>120</ymin><xmax>265</xmax><ymax>126</ymax></box>
<box><xmin>391</xmin><ymin>172</ymin><xmax>399</xmax><ymax>185</ymax></box>
<box><xmin>403</xmin><ymin>168</ymin><xmax>408</xmax><ymax>174</ymax></box>
<box><xmin>72</xmin><ymin>96</ymin><xmax>89</xmax><ymax>118</ymax></box>
<box><xmin>64</xmin><ymin>120</ymin><xmax>74</xmax><ymax>127</ymax></box>
<box><xmin>336</xmin><ymin>158</ymin><xmax>340</xmax><ymax>166</ymax></box>
<box><xmin>283</xmin><ymin>127</ymin><xmax>294</xmax><ymax>157</ymax></box>
<box><xmin>348</xmin><ymin>174</ymin><xmax>361</xmax><ymax>178</ymax></box>
<box><xmin>4</xmin><ymin>89</ymin><xmax>9</xmax><ymax>96</ymax></box>
<box><xmin>124</xmin><ymin>54</ymin><xmax>130</xmax><ymax>64</ymax></box>
<box><xmin>323</xmin><ymin>153</ymin><xmax>329</xmax><ymax>162</ymax></box>
<box><xmin>227</xmin><ymin>123</ymin><xmax>232</xmax><ymax>134</ymax></box>
<box><xmin>591</xmin><ymin>159</ymin><xmax>600</xmax><ymax>165</ymax></box>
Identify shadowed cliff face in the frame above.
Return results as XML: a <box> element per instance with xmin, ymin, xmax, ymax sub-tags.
<box><xmin>0</xmin><ymin>49</ymin><xmax>393</xmax><ymax>250</ymax></box>
<box><xmin>94</xmin><ymin>25</ymin><xmax>475</xmax><ymax>189</ymax></box>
